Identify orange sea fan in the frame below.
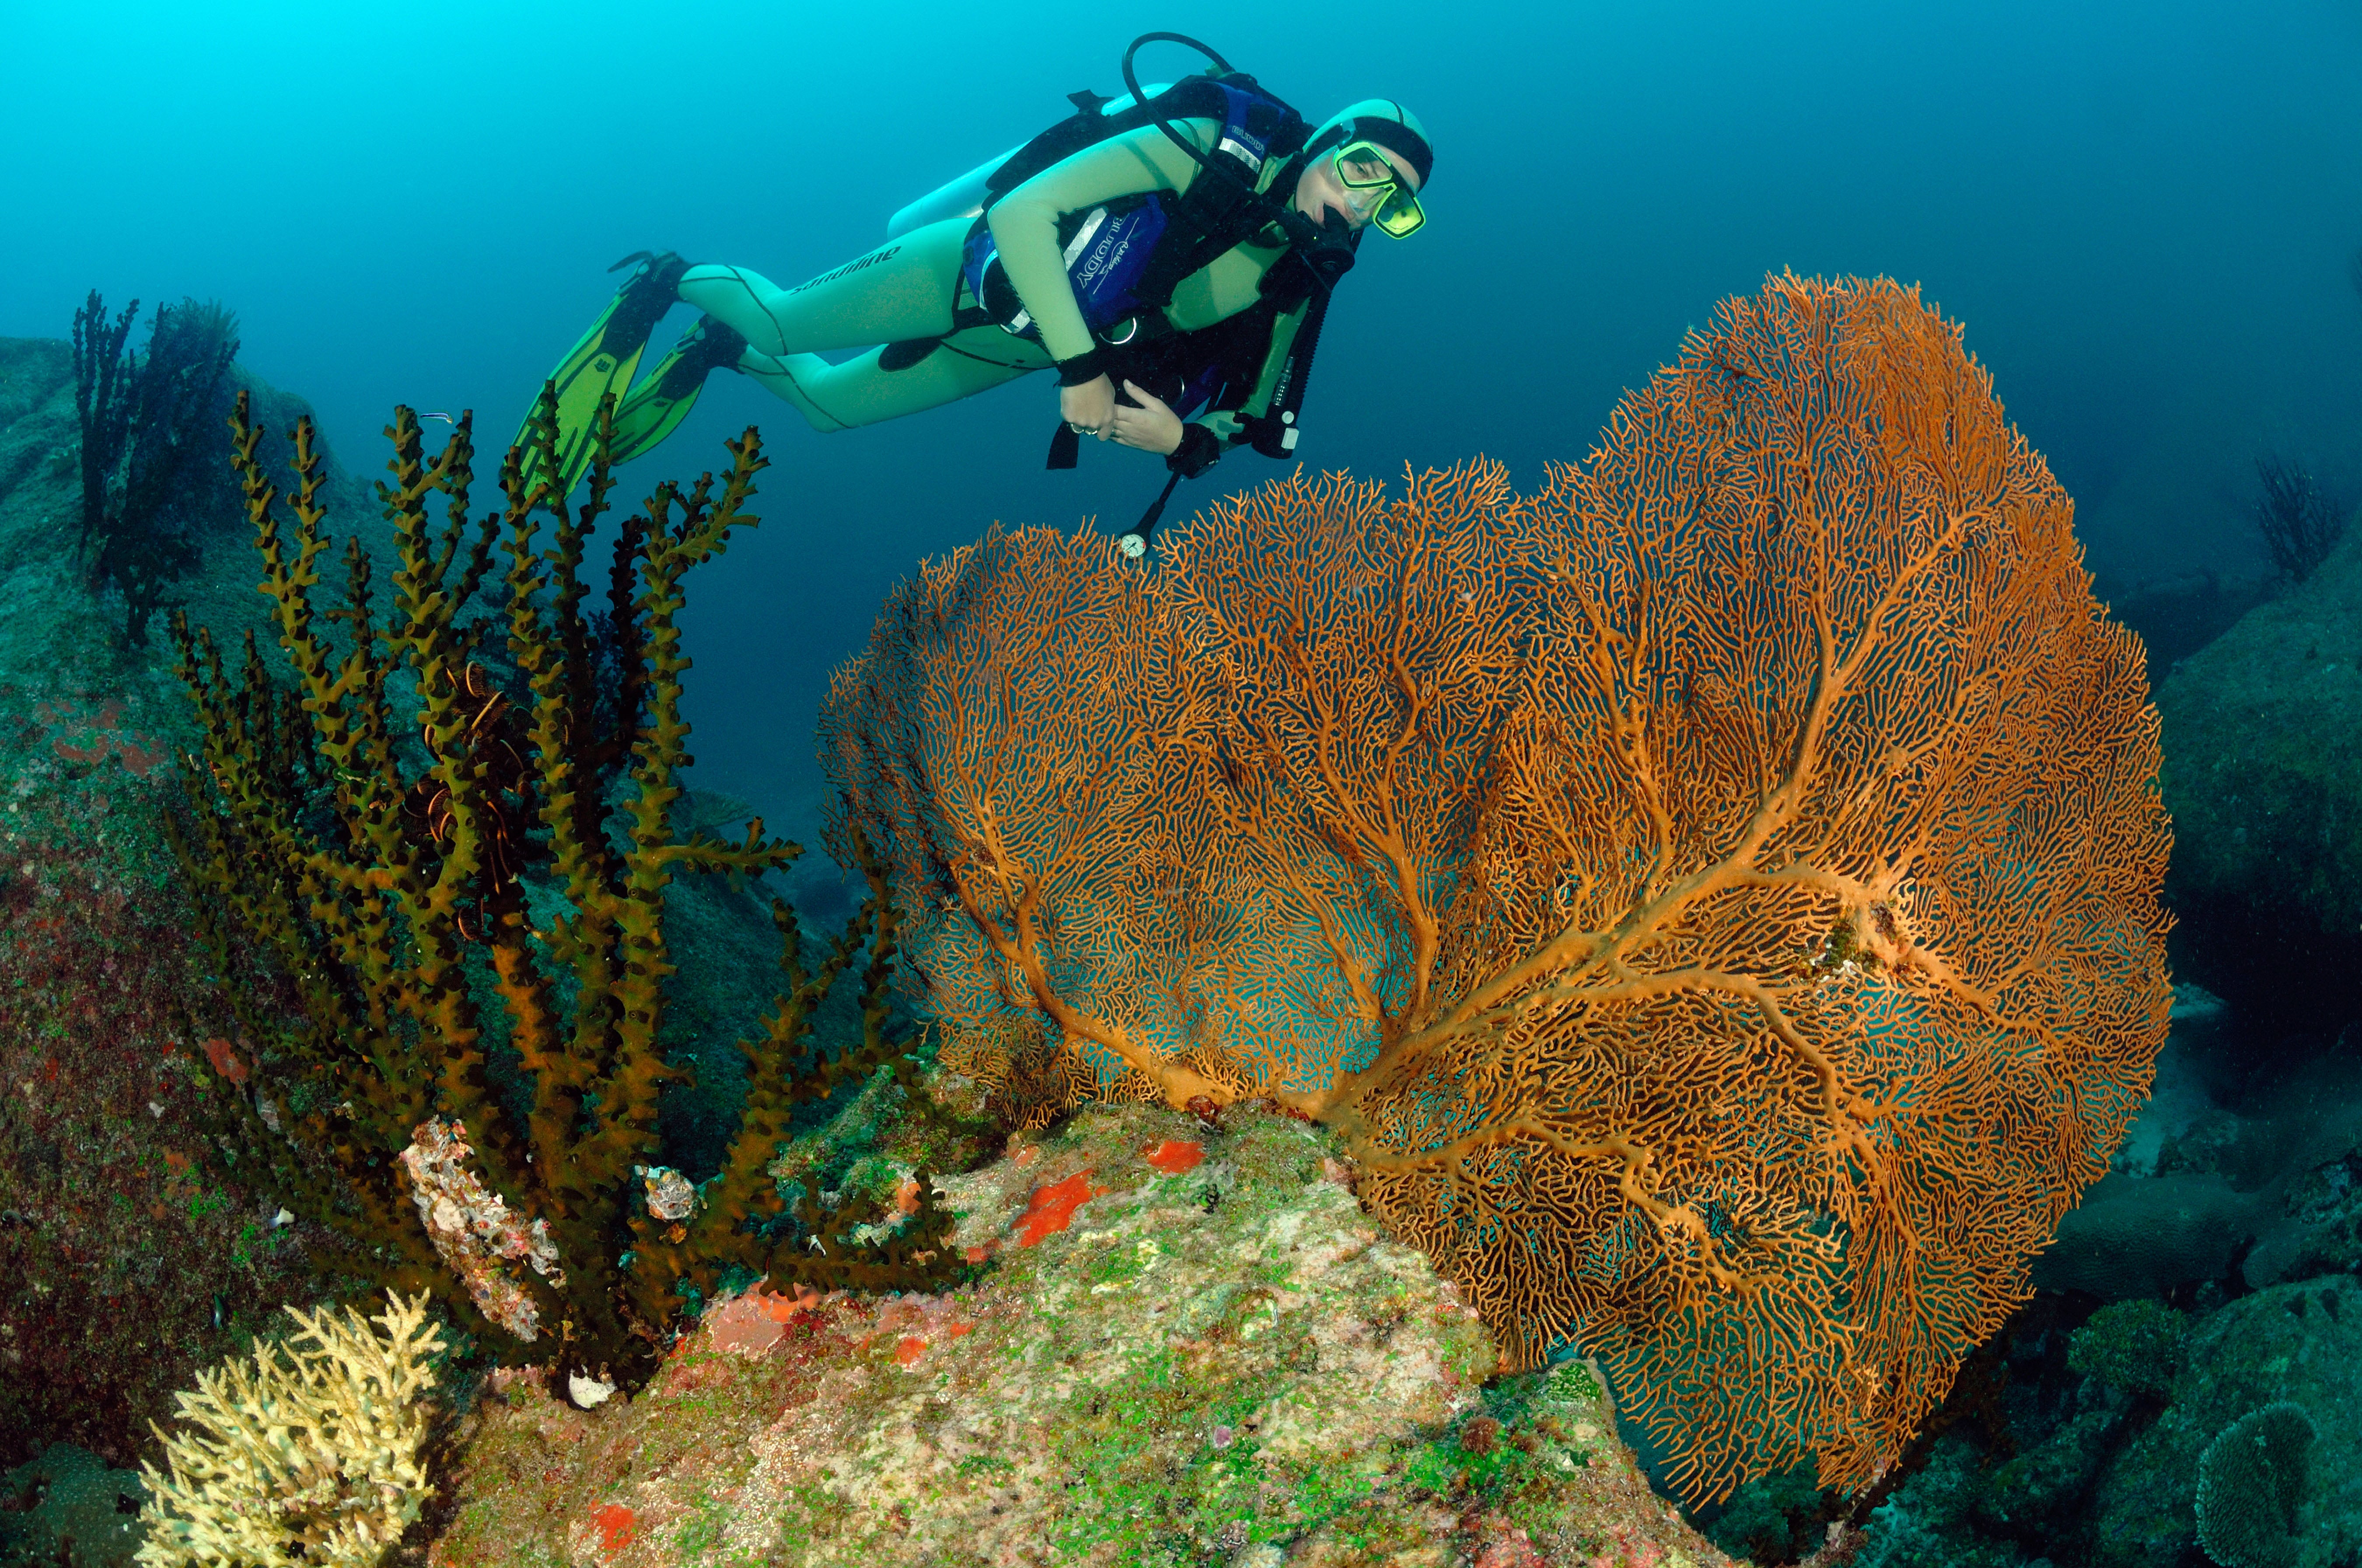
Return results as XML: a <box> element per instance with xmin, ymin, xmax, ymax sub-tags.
<box><xmin>821</xmin><ymin>274</ymin><xmax>2171</xmax><ymax>1503</ymax></box>
<box><xmin>819</xmin><ymin>523</ymin><xmax>1243</xmax><ymax>1123</ymax></box>
<box><xmin>1315</xmin><ymin>275</ymin><xmax>2171</xmax><ymax>1502</ymax></box>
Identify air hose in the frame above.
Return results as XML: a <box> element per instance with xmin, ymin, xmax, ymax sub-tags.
<box><xmin>1118</xmin><ymin>32</ymin><xmax>1355</xmax><ymax>295</ymax></box>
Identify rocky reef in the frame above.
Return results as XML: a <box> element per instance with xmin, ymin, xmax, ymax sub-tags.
<box><xmin>0</xmin><ymin>335</ymin><xmax>369</xmax><ymax>1466</ymax></box>
<box><xmin>2156</xmin><ymin>521</ymin><xmax>2362</xmax><ymax>1035</ymax></box>
<box><xmin>427</xmin><ymin>1097</ymin><xmax>1741</xmax><ymax>1568</ymax></box>
<box><xmin>3</xmin><ymin>269</ymin><xmax>2348</xmax><ymax>1568</ymax></box>
<box><xmin>0</xmin><ymin>340</ymin><xmax>849</xmax><ymax>1468</ymax></box>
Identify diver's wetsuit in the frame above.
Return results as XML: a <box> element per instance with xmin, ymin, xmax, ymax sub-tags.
<box><xmin>670</xmin><ymin>115</ymin><xmax>1314</xmax><ymax>454</ymax></box>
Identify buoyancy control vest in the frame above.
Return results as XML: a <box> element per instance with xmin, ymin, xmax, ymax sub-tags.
<box><xmin>957</xmin><ymin>70</ymin><xmax>1313</xmax><ymax>359</ymax></box>
<box><xmin>940</xmin><ymin>63</ymin><xmax>1343</xmax><ymax>491</ymax></box>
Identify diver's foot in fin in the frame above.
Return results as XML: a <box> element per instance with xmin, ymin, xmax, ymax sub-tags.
<box><xmin>604</xmin><ymin>316</ymin><xmax>751</xmax><ymax>466</ymax></box>
<box><xmin>516</xmin><ymin>249</ymin><xmax>694</xmax><ymax>496</ymax></box>
<box><xmin>879</xmin><ymin>337</ymin><xmax>943</xmax><ymax>372</ymax></box>
<box><xmin>651</xmin><ymin>316</ymin><xmax>750</xmax><ymax>397</ymax></box>
<box><xmin>573</xmin><ymin>249</ymin><xmax>692</xmax><ymax>372</ymax></box>
<box><xmin>605</xmin><ymin>248</ymin><xmax>692</xmax><ymax>301</ymax></box>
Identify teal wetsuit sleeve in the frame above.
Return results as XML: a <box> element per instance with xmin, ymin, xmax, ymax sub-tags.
<box><xmin>986</xmin><ymin>119</ymin><xmax>1218</xmax><ymax>366</ymax></box>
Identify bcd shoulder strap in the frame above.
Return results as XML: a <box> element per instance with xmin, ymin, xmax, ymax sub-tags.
<box><xmin>1131</xmin><ymin>77</ymin><xmax>1310</xmax><ymax>313</ymax></box>
<box><xmin>985</xmin><ymin>73</ymin><xmax>1309</xmax><ymax>222</ymax></box>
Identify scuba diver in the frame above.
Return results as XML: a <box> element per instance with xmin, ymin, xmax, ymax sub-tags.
<box><xmin>518</xmin><ymin>34</ymin><xmax>1431</xmax><ymax>555</ymax></box>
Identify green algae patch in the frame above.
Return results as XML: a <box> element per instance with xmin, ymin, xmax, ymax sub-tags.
<box><xmin>425</xmin><ymin>1101</ymin><xmax>1737</xmax><ymax>1568</ymax></box>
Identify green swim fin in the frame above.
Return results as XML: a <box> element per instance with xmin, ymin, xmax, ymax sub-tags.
<box><xmin>515</xmin><ymin>250</ymin><xmax>690</xmax><ymax>496</ymax></box>
<box><xmin>608</xmin><ymin>316</ymin><xmax>751</xmax><ymax>466</ymax></box>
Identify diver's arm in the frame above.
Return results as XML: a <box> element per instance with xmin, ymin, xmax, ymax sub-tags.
<box><xmin>988</xmin><ymin>119</ymin><xmax>1217</xmax><ymax>377</ymax></box>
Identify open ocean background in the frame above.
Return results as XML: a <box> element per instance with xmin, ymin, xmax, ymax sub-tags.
<box><xmin>5</xmin><ymin>0</ymin><xmax>2358</xmax><ymax>837</ymax></box>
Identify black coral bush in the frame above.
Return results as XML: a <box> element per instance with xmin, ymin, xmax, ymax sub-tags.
<box><xmin>169</xmin><ymin>391</ymin><xmax>971</xmax><ymax>1387</ymax></box>
<box><xmin>71</xmin><ymin>291</ymin><xmax>241</xmax><ymax>647</ymax></box>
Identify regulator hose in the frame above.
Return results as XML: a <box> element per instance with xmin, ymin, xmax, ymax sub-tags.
<box><xmin>1118</xmin><ymin>32</ymin><xmax>1355</xmax><ymax>294</ymax></box>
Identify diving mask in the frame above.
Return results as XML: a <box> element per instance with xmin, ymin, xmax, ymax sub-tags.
<box><xmin>1332</xmin><ymin>140</ymin><xmax>1425</xmax><ymax>238</ymax></box>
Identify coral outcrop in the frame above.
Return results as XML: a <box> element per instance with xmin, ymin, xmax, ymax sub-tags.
<box><xmin>135</xmin><ymin>1292</ymin><xmax>445</xmax><ymax>1568</ymax></box>
<box><xmin>1852</xmin><ymin>1272</ymin><xmax>2362</xmax><ymax>1568</ymax></box>
<box><xmin>2156</xmin><ymin>519</ymin><xmax>2362</xmax><ymax>1033</ymax></box>
<box><xmin>2195</xmin><ymin>1401</ymin><xmax>2315</xmax><ymax>1568</ymax></box>
<box><xmin>2086</xmin><ymin>1274</ymin><xmax>2362</xmax><ymax>1566</ymax></box>
<box><xmin>426</xmin><ymin>1098</ymin><xmax>1738</xmax><ymax>1568</ymax></box>
<box><xmin>822</xmin><ymin>274</ymin><xmax>2173</xmax><ymax>1502</ymax></box>
<box><xmin>2065</xmin><ymin>1299</ymin><xmax>2188</xmax><ymax>1400</ymax></box>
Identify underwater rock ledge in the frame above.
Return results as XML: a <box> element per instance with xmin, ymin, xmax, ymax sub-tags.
<box><xmin>2157</xmin><ymin>520</ymin><xmax>2362</xmax><ymax>1035</ymax></box>
<box><xmin>425</xmin><ymin>1100</ymin><xmax>1740</xmax><ymax>1568</ymax></box>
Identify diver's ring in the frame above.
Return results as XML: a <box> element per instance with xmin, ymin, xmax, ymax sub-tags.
<box><xmin>1069</xmin><ymin>421</ymin><xmax>1096</xmax><ymax>436</ymax></box>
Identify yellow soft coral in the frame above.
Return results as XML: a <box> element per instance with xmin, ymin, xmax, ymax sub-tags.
<box><xmin>135</xmin><ymin>1292</ymin><xmax>445</xmax><ymax>1568</ymax></box>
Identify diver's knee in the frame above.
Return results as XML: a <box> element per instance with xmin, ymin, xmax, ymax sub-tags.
<box><xmin>679</xmin><ymin>263</ymin><xmax>791</xmax><ymax>356</ymax></box>
<box><xmin>739</xmin><ymin>358</ymin><xmax>853</xmax><ymax>435</ymax></box>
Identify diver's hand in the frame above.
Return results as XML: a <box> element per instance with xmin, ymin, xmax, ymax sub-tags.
<box><xmin>1110</xmin><ymin>381</ymin><xmax>1184</xmax><ymax>455</ymax></box>
<box><xmin>1060</xmin><ymin>375</ymin><xmax>1115</xmax><ymax>436</ymax></box>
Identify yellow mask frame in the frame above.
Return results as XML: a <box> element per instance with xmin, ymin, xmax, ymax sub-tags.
<box><xmin>1332</xmin><ymin>139</ymin><xmax>1426</xmax><ymax>238</ymax></box>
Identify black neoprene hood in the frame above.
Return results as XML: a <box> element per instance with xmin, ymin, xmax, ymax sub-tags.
<box><xmin>1330</xmin><ymin>112</ymin><xmax>1434</xmax><ymax>187</ymax></box>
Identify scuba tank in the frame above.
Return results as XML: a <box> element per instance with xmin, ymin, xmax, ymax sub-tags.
<box><xmin>885</xmin><ymin>85</ymin><xmax>1174</xmax><ymax>239</ymax></box>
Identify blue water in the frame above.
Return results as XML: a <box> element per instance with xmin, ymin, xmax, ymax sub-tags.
<box><xmin>6</xmin><ymin>0</ymin><xmax>2358</xmax><ymax>832</ymax></box>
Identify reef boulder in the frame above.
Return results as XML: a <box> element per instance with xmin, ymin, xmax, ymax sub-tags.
<box><xmin>2086</xmin><ymin>1273</ymin><xmax>2362</xmax><ymax>1568</ymax></box>
<box><xmin>2156</xmin><ymin>521</ymin><xmax>2362</xmax><ymax>1034</ymax></box>
<box><xmin>426</xmin><ymin>1099</ymin><xmax>1739</xmax><ymax>1568</ymax></box>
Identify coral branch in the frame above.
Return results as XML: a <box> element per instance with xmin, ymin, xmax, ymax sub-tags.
<box><xmin>136</xmin><ymin>1292</ymin><xmax>444</xmax><ymax>1568</ymax></box>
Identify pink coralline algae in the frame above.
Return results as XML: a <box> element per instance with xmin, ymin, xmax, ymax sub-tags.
<box><xmin>702</xmin><ymin>1281</ymin><xmax>828</xmax><ymax>1359</ymax></box>
<box><xmin>199</xmin><ymin>1036</ymin><xmax>249</xmax><ymax>1085</ymax></box>
<box><xmin>396</xmin><ymin>1117</ymin><xmax>565</xmax><ymax>1340</ymax></box>
<box><xmin>35</xmin><ymin>696</ymin><xmax>168</xmax><ymax>778</ymax></box>
<box><xmin>1013</xmin><ymin>1171</ymin><xmax>1104</xmax><ymax>1247</ymax></box>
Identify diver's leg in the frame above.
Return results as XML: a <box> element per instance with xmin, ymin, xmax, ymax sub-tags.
<box><xmin>602</xmin><ymin>217</ymin><xmax>1036</xmax><ymax>461</ymax></box>
<box><xmin>740</xmin><ymin>326</ymin><xmax>1048</xmax><ymax>434</ymax></box>
<box><xmin>678</xmin><ymin>217</ymin><xmax>972</xmax><ymax>356</ymax></box>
